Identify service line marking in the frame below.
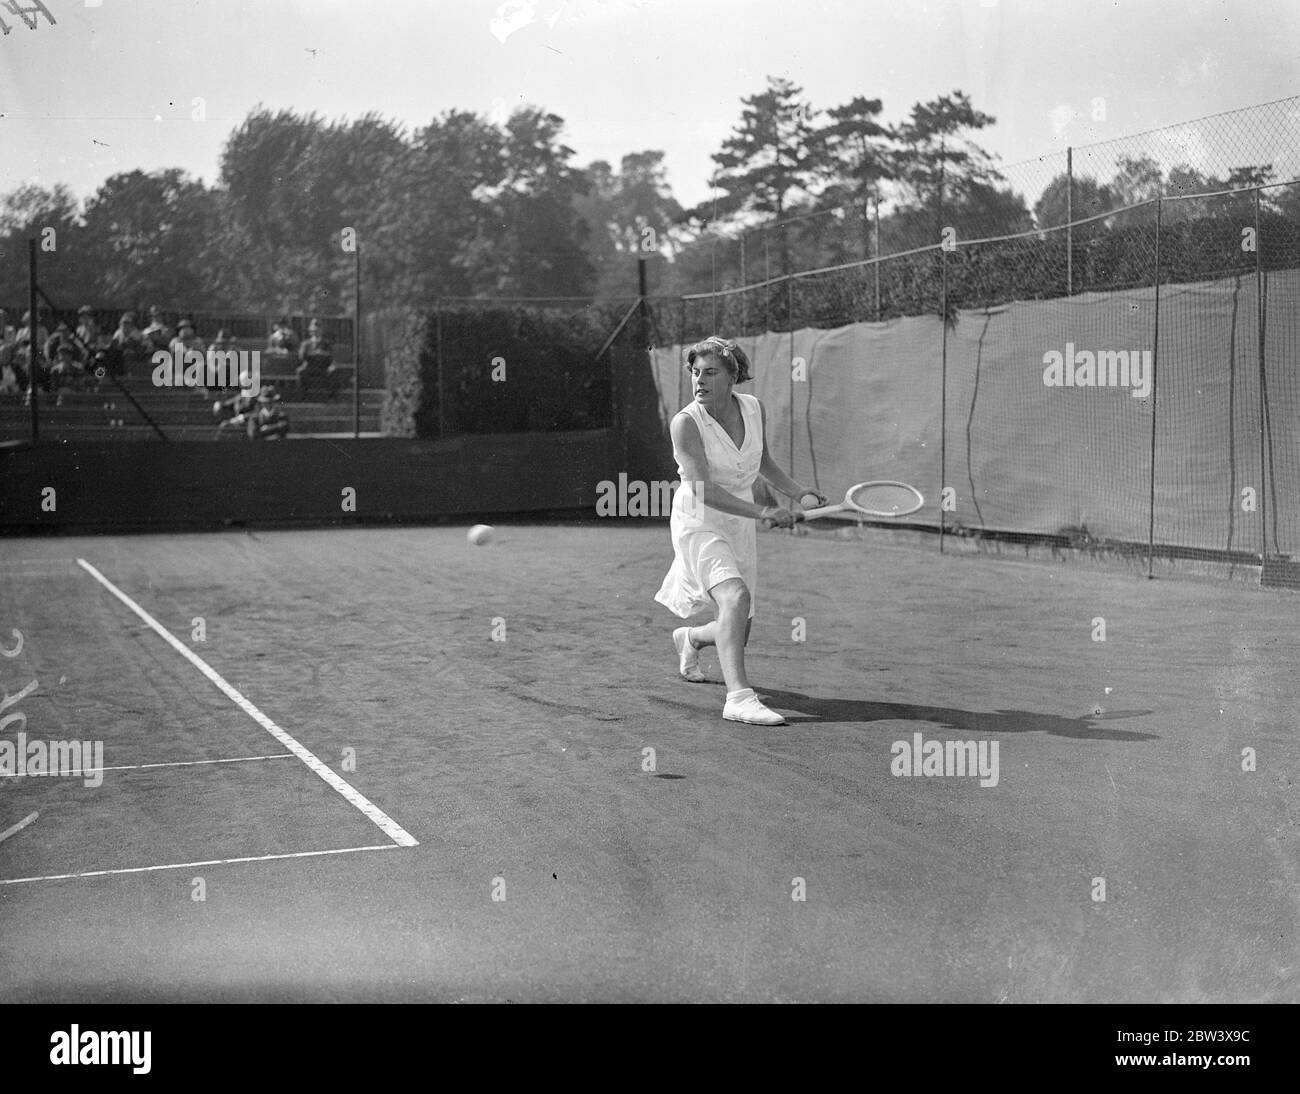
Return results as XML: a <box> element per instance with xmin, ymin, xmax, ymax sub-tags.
<box><xmin>75</xmin><ymin>559</ymin><xmax>418</xmax><ymax>848</ymax></box>
<box><xmin>1</xmin><ymin>754</ymin><xmax>295</xmax><ymax>779</ymax></box>
<box><xmin>0</xmin><ymin>843</ymin><xmax>403</xmax><ymax>886</ymax></box>
<box><xmin>0</xmin><ymin>811</ymin><xmax>39</xmax><ymax>846</ymax></box>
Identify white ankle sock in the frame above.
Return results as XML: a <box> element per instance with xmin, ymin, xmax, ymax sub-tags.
<box><xmin>726</xmin><ymin>688</ymin><xmax>755</xmax><ymax>703</ymax></box>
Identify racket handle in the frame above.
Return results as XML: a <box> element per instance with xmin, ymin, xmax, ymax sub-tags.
<box><xmin>800</xmin><ymin>503</ymin><xmax>843</xmax><ymax>521</ymax></box>
<box><xmin>760</xmin><ymin>506</ymin><xmax>798</xmax><ymax>529</ymax></box>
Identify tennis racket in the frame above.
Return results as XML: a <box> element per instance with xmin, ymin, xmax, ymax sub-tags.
<box><xmin>799</xmin><ymin>480</ymin><xmax>924</xmax><ymax>521</ymax></box>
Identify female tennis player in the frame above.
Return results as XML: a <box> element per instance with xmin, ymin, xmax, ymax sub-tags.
<box><xmin>655</xmin><ymin>336</ymin><xmax>826</xmax><ymax>725</ymax></box>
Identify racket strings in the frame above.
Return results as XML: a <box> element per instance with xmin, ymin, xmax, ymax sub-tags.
<box><xmin>847</xmin><ymin>482</ymin><xmax>923</xmax><ymax>516</ymax></box>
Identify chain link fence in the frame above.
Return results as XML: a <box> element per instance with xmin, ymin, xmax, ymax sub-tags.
<box><xmin>656</xmin><ymin>176</ymin><xmax>1300</xmax><ymax>578</ymax></box>
<box><xmin>694</xmin><ymin>95</ymin><xmax>1300</xmax><ymax>290</ymax></box>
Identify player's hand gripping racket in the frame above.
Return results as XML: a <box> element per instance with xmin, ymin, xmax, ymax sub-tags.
<box><xmin>799</xmin><ymin>480</ymin><xmax>924</xmax><ymax>521</ymax></box>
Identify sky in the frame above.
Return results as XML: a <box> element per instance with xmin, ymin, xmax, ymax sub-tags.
<box><xmin>0</xmin><ymin>0</ymin><xmax>1298</xmax><ymax>214</ymax></box>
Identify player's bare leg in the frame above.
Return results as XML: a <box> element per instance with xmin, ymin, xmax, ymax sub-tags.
<box><xmin>684</xmin><ymin>617</ymin><xmax>751</xmax><ymax>651</ymax></box>
<box><xmin>709</xmin><ymin>579</ymin><xmax>784</xmax><ymax>725</ymax></box>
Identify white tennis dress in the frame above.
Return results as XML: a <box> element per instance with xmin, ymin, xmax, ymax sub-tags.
<box><xmin>655</xmin><ymin>392</ymin><xmax>763</xmax><ymax>620</ymax></box>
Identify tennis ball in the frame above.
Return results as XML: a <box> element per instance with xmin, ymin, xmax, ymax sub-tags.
<box><xmin>467</xmin><ymin>524</ymin><xmax>494</xmax><ymax>546</ymax></box>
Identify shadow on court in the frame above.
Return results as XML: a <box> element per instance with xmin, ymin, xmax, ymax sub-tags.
<box><xmin>654</xmin><ymin>690</ymin><xmax>1159</xmax><ymax>741</ymax></box>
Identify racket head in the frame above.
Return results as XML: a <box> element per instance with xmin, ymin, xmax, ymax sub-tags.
<box><xmin>842</xmin><ymin>480</ymin><xmax>924</xmax><ymax>517</ymax></box>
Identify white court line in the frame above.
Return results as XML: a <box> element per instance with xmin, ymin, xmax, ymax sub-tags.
<box><xmin>100</xmin><ymin>753</ymin><xmax>295</xmax><ymax>774</ymax></box>
<box><xmin>0</xmin><ymin>843</ymin><xmax>403</xmax><ymax>886</ymax></box>
<box><xmin>0</xmin><ymin>753</ymin><xmax>295</xmax><ymax>778</ymax></box>
<box><xmin>0</xmin><ymin>811</ymin><xmax>39</xmax><ymax>845</ymax></box>
<box><xmin>76</xmin><ymin>559</ymin><xmax>418</xmax><ymax>848</ymax></box>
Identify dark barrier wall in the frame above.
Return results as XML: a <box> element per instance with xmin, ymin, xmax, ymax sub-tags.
<box><xmin>0</xmin><ymin>430</ymin><xmax>614</xmax><ymax>533</ymax></box>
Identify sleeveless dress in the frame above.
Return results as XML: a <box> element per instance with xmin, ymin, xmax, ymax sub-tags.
<box><xmin>655</xmin><ymin>392</ymin><xmax>763</xmax><ymax>620</ymax></box>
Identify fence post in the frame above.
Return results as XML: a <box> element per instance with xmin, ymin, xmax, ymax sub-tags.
<box><xmin>435</xmin><ymin>298</ymin><xmax>446</xmax><ymax>438</ymax></box>
<box><xmin>1146</xmin><ymin>198</ymin><xmax>1163</xmax><ymax>579</ymax></box>
<box><xmin>1254</xmin><ymin>187</ymin><xmax>1269</xmax><ymax>565</ymax></box>
<box><xmin>633</xmin><ymin>257</ymin><xmax>648</xmax><ymax>470</ymax></box>
<box><xmin>679</xmin><ymin>296</ymin><xmax>686</xmax><ymax>409</ymax></box>
<box><xmin>739</xmin><ymin>231</ymin><xmax>747</xmax><ymax>333</ymax></box>
<box><xmin>786</xmin><ymin>269</ymin><xmax>795</xmax><ymax>471</ymax></box>
<box><xmin>353</xmin><ymin>240</ymin><xmax>361</xmax><ymax>438</ymax></box>
<box><xmin>764</xmin><ymin>226</ymin><xmax>771</xmax><ymax>332</ymax></box>
<box><xmin>873</xmin><ymin>192</ymin><xmax>882</xmax><ymax>321</ymax></box>
<box><xmin>939</xmin><ymin>246</ymin><xmax>948</xmax><ymax>555</ymax></box>
<box><xmin>27</xmin><ymin>238</ymin><xmax>39</xmax><ymax>444</ymax></box>
<box><xmin>1066</xmin><ymin>147</ymin><xmax>1074</xmax><ymax>297</ymax></box>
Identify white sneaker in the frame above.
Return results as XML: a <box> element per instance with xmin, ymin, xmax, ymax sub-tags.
<box><xmin>723</xmin><ymin>690</ymin><xmax>786</xmax><ymax>725</ymax></box>
<box><xmin>673</xmin><ymin>627</ymin><xmax>706</xmax><ymax>682</ymax></box>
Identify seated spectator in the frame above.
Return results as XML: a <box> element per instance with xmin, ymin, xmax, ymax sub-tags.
<box><xmin>109</xmin><ymin>311</ymin><xmax>151</xmax><ymax>378</ymax></box>
<box><xmin>15</xmin><ymin>309</ymin><xmax>50</xmax><ymax>353</ymax></box>
<box><xmin>10</xmin><ymin>343</ymin><xmax>47</xmax><ymax>397</ymax></box>
<box><xmin>212</xmin><ymin>368</ymin><xmax>259</xmax><ymax>435</ymax></box>
<box><xmin>50</xmin><ymin>342</ymin><xmax>87</xmax><ymax>398</ymax></box>
<box><xmin>0</xmin><ymin>358</ymin><xmax>19</xmax><ymax>397</ymax></box>
<box><xmin>75</xmin><ymin>306</ymin><xmax>111</xmax><ymax>387</ymax></box>
<box><xmin>44</xmin><ymin>321</ymin><xmax>84</xmax><ymax>364</ymax></box>
<box><xmin>296</xmin><ymin>318</ymin><xmax>338</xmax><ymax>400</ymax></box>
<box><xmin>207</xmin><ymin>328</ymin><xmax>236</xmax><ymax>353</ymax></box>
<box><xmin>142</xmin><ymin>305</ymin><xmax>173</xmax><ymax>354</ymax></box>
<box><xmin>205</xmin><ymin>330</ymin><xmax>240</xmax><ymax>391</ymax></box>
<box><xmin>14</xmin><ymin>311</ymin><xmax>51</xmax><ymax>393</ymax></box>
<box><xmin>168</xmin><ymin>317</ymin><xmax>207</xmax><ymax>360</ymax></box>
<box><xmin>248</xmin><ymin>385</ymin><xmax>290</xmax><ymax>440</ymax></box>
<box><xmin>0</xmin><ymin>311</ymin><xmax>17</xmax><ymax>397</ymax></box>
<box><xmin>0</xmin><ymin>315</ymin><xmax>18</xmax><ymax>398</ymax></box>
<box><xmin>267</xmin><ymin>316</ymin><xmax>299</xmax><ymax>357</ymax></box>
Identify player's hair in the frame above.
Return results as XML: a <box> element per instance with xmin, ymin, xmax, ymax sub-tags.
<box><xmin>684</xmin><ymin>336</ymin><xmax>752</xmax><ymax>384</ymax></box>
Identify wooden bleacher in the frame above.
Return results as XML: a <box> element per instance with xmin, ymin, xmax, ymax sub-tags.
<box><xmin>0</xmin><ymin>380</ymin><xmax>385</xmax><ymax>442</ymax></box>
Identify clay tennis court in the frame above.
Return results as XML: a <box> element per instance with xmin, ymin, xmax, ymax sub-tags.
<box><xmin>1</xmin><ymin>523</ymin><xmax>1294</xmax><ymax>1002</ymax></box>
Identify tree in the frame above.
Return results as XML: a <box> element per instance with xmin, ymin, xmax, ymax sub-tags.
<box><xmin>371</xmin><ymin>109</ymin><xmax>506</xmax><ymax>308</ymax></box>
<box><xmin>462</xmin><ymin>108</ymin><xmax>594</xmax><ymax>297</ymax></box>
<box><xmin>80</xmin><ymin>169</ymin><xmax>221</xmax><ymax>308</ymax></box>
<box><xmin>1034</xmin><ymin>173</ymin><xmax>1116</xmax><ymax>230</ymax></box>
<box><xmin>692</xmin><ymin>77</ymin><xmax>826</xmax><ymax>273</ymax></box>
<box><xmin>0</xmin><ymin>183</ymin><xmax>88</xmax><ymax>306</ymax></box>
<box><xmin>216</xmin><ymin>108</ymin><xmax>409</xmax><ymax>314</ymax></box>
<box><xmin>1109</xmin><ymin>155</ymin><xmax>1163</xmax><ymax>207</ymax></box>
<box><xmin>814</xmin><ymin>95</ymin><xmax>893</xmax><ymax>215</ymax></box>
<box><xmin>573</xmin><ymin>150</ymin><xmax>685</xmax><ymax>297</ymax></box>
<box><xmin>892</xmin><ymin>91</ymin><xmax>1000</xmax><ymax>239</ymax></box>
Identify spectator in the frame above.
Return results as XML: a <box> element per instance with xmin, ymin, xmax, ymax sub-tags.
<box><xmin>109</xmin><ymin>311</ymin><xmax>150</xmax><ymax>378</ymax></box>
<box><xmin>267</xmin><ymin>315</ymin><xmax>299</xmax><ymax>357</ymax></box>
<box><xmin>168</xmin><ymin>317</ymin><xmax>207</xmax><ymax>360</ymax></box>
<box><xmin>44</xmin><ymin>321</ymin><xmax>84</xmax><ymax>364</ymax></box>
<box><xmin>15</xmin><ymin>309</ymin><xmax>50</xmax><ymax>353</ymax></box>
<box><xmin>248</xmin><ymin>384</ymin><xmax>290</xmax><ymax>440</ymax></box>
<box><xmin>296</xmin><ymin>318</ymin><xmax>337</xmax><ymax>400</ymax></box>
<box><xmin>45</xmin><ymin>323</ymin><xmax>86</xmax><ymax>398</ymax></box>
<box><xmin>14</xmin><ymin>310</ymin><xmax>51</xmax><ymax>394</ymax></box>
<box><xmin>206</xmin><ymin>330</ymin><xmax>240</xmax><ymax>391</ymax></box>
<box><xmin>0</xmin><ymin>311</ymin><xmax>18</xmax><ymax>397</ymax></box>
<box><xmin>212</xmin><ymin>366</ymin><xmax>258</xmax><ymax>434</ymax></box>
<box><xmin>75</xmin><ymin>306</ymin><xmax>110</xmax><ymax>388</ymax></box>
<box><xmin>142</xmin><ymin>305</ymin><xmax>173</xmax><ymax>353</ymax></box>
<box><xmin>50</xmin><ymin>342</ymin><xmax>86</xmax><ymax>399</ymax></box>
<box><xmin>0</xmin><ymin>312</ymin><xmax>18</xmax><ymax>397</ymax></box>
<box><xmin>0</xmin><ymin>358</ymin><xmax>19</xmax><ymax>397</ymax></box>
